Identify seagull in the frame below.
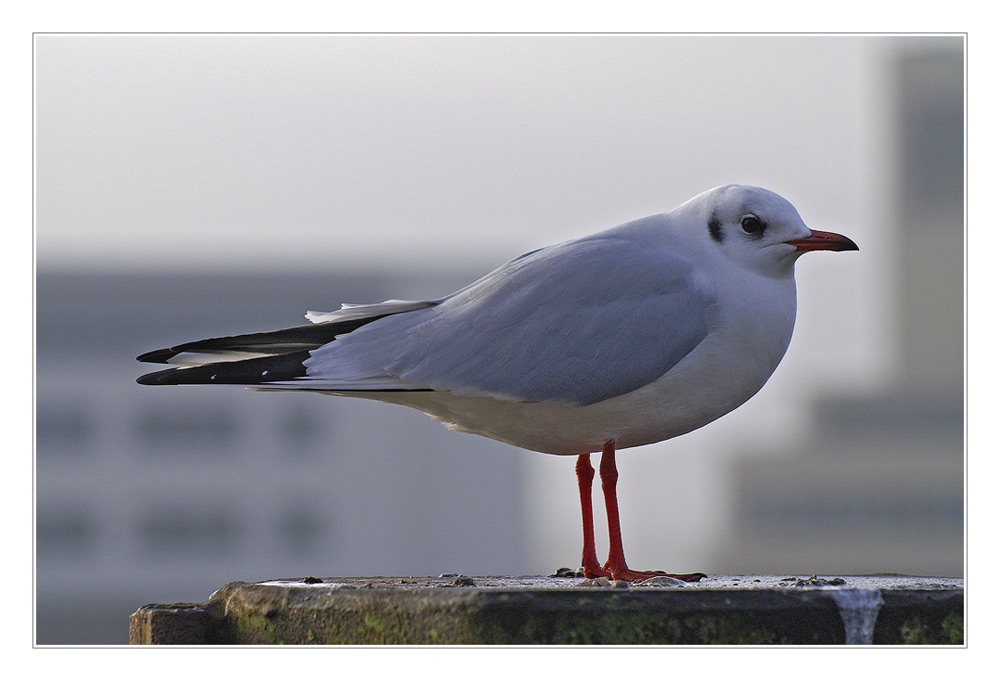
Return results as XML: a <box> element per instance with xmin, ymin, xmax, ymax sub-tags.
<box><xmin>137</xmin><ymin>184</ymin><xmax>858</xmax><ymax>582</ymax></box>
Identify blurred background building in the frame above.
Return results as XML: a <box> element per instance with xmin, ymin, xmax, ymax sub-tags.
<box><xmin>726</xmin><ymin>49</ymin><xmax>964</xmax><ymax>575</ymax></box>
<box><xmin>36</xmin><ymin>269</ymin><xmax>528</xmax><ymax>644</ymax></box>
<box><xmin>34</xmin><ymin>35</ymin><xmax>964</xmax><ymax>644</ymax></box>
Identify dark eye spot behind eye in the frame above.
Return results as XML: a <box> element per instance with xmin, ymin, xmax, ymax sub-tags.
<box><xmin>708</xmin><ymin>211</ymin><xmax>724</xmax><ymax>243</ymax></box>
<box><xmin>740</xmin><ymin>215</ymin><xmax>765</xmax><ymax>237</ymax></box>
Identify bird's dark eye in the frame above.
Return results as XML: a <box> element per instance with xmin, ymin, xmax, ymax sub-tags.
<box><xmin>740</xmin><ymin>214</ymin><xmax>765</xmax><ymax>236</ymax></box>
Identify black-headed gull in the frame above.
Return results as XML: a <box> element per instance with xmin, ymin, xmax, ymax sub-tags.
<box><xmin>137</xmin><ymin>184</ymin><xmax>858</xmax><ymax>582</ymax></box>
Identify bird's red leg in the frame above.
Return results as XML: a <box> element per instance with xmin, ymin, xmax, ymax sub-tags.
<box><xmin>599</xmin><ymin>440</ymin><xmax>705</xmax><ymax>582</ymax></box>
<box><xmin>576</xmin><ymin>454</ymin><xmax>609</xmax><ymax>578</ymax></box>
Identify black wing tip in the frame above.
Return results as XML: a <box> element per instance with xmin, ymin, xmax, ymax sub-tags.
<box><xmin>135</xmin><ymin>305</ymin><xmax>435</xmax><ymax>368</ymax></box>
<box><xmin>136</xmin><ymin>367</ymin><xmax>176</xmax><ymax>385</ymax></box>
<box><xmin>137</xmin><ymin>348</ymin><xmax>178</xmax><ymax>364</ymax></box>
<box><xmin>135</xmin><ymin>313</ymin><xmax>405</xmax><ymax>367</ymax></box>
<box><xmin>136</xmin><ymin>350</ymin><xmax>313</xmax><ymax>387</ymax></box>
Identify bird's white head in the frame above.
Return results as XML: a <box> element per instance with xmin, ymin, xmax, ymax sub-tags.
<box><xmin>686</xmin><ymin>184</ymin><xmax>858</xmax><ymax>277</ymax></box>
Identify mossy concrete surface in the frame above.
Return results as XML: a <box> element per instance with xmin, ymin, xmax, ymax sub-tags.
<box><xmin>129</xmin><ymin>574</ymin><xmax>964</xmax><ymax>645</ymax></box>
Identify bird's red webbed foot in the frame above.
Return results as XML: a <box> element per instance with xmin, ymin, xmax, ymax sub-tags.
<box><xmin>576</xmin><ymin>443</ymin><xmax>707</xmax><ymax>584</ymax></box>
<box><xmin>583</xmin><ymin>555</ymin><xmax>705</xmax><ymax>583</ymax></box>
<box><xmin>603</xmin><ymin>563</ymin><xmax>706</xmax><ymax>583</ymax></box>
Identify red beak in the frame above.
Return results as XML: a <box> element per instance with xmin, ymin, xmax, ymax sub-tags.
<box><xmin>786</xmin><ymin>229</ymin><xmax>859</xmax><ymax>252</ymax></box>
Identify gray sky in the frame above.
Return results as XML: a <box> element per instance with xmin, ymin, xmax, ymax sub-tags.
<box><xmin>35</xmin><ymin>34</ymin><xmax>903</xmax><ymax>273</ymax></box>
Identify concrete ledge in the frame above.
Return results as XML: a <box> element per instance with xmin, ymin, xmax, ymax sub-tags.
<box><xmin>129</xmin><ymin>574</ymin><xmax>964</xmax><ymax>645</ymax></box>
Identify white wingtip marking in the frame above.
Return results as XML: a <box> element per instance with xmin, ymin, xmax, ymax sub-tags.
<box><xmin>305</xmin><ymin>299</ymin><xmax>435</xmax><ymax>324</ymax></box>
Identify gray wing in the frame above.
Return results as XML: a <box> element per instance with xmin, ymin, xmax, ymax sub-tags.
<box><xmin>303</xmin><ymin>233</ymin><xmax>717</xmax><ymax>406</ymax></box>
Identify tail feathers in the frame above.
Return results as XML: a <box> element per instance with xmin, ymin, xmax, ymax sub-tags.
<box><xmin>137</xmin><ymin>350</ymin><xmax>312</xmax><ymax>386</ymax></box>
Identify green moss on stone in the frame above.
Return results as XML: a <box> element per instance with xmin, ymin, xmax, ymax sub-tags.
<box><xmin>895</xmin><ymin>611</ymin><xmax>964</xmax><ymax>645</ymax></box>
<box><xmin>178</xmin><ymin>580</ymin><xmax>963</xmax><ymax>645</ymax></box>
<box><xmin>941</xmin><ymin>611</ymin><xmax>964</xmax><ymax>645</ymax></box>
